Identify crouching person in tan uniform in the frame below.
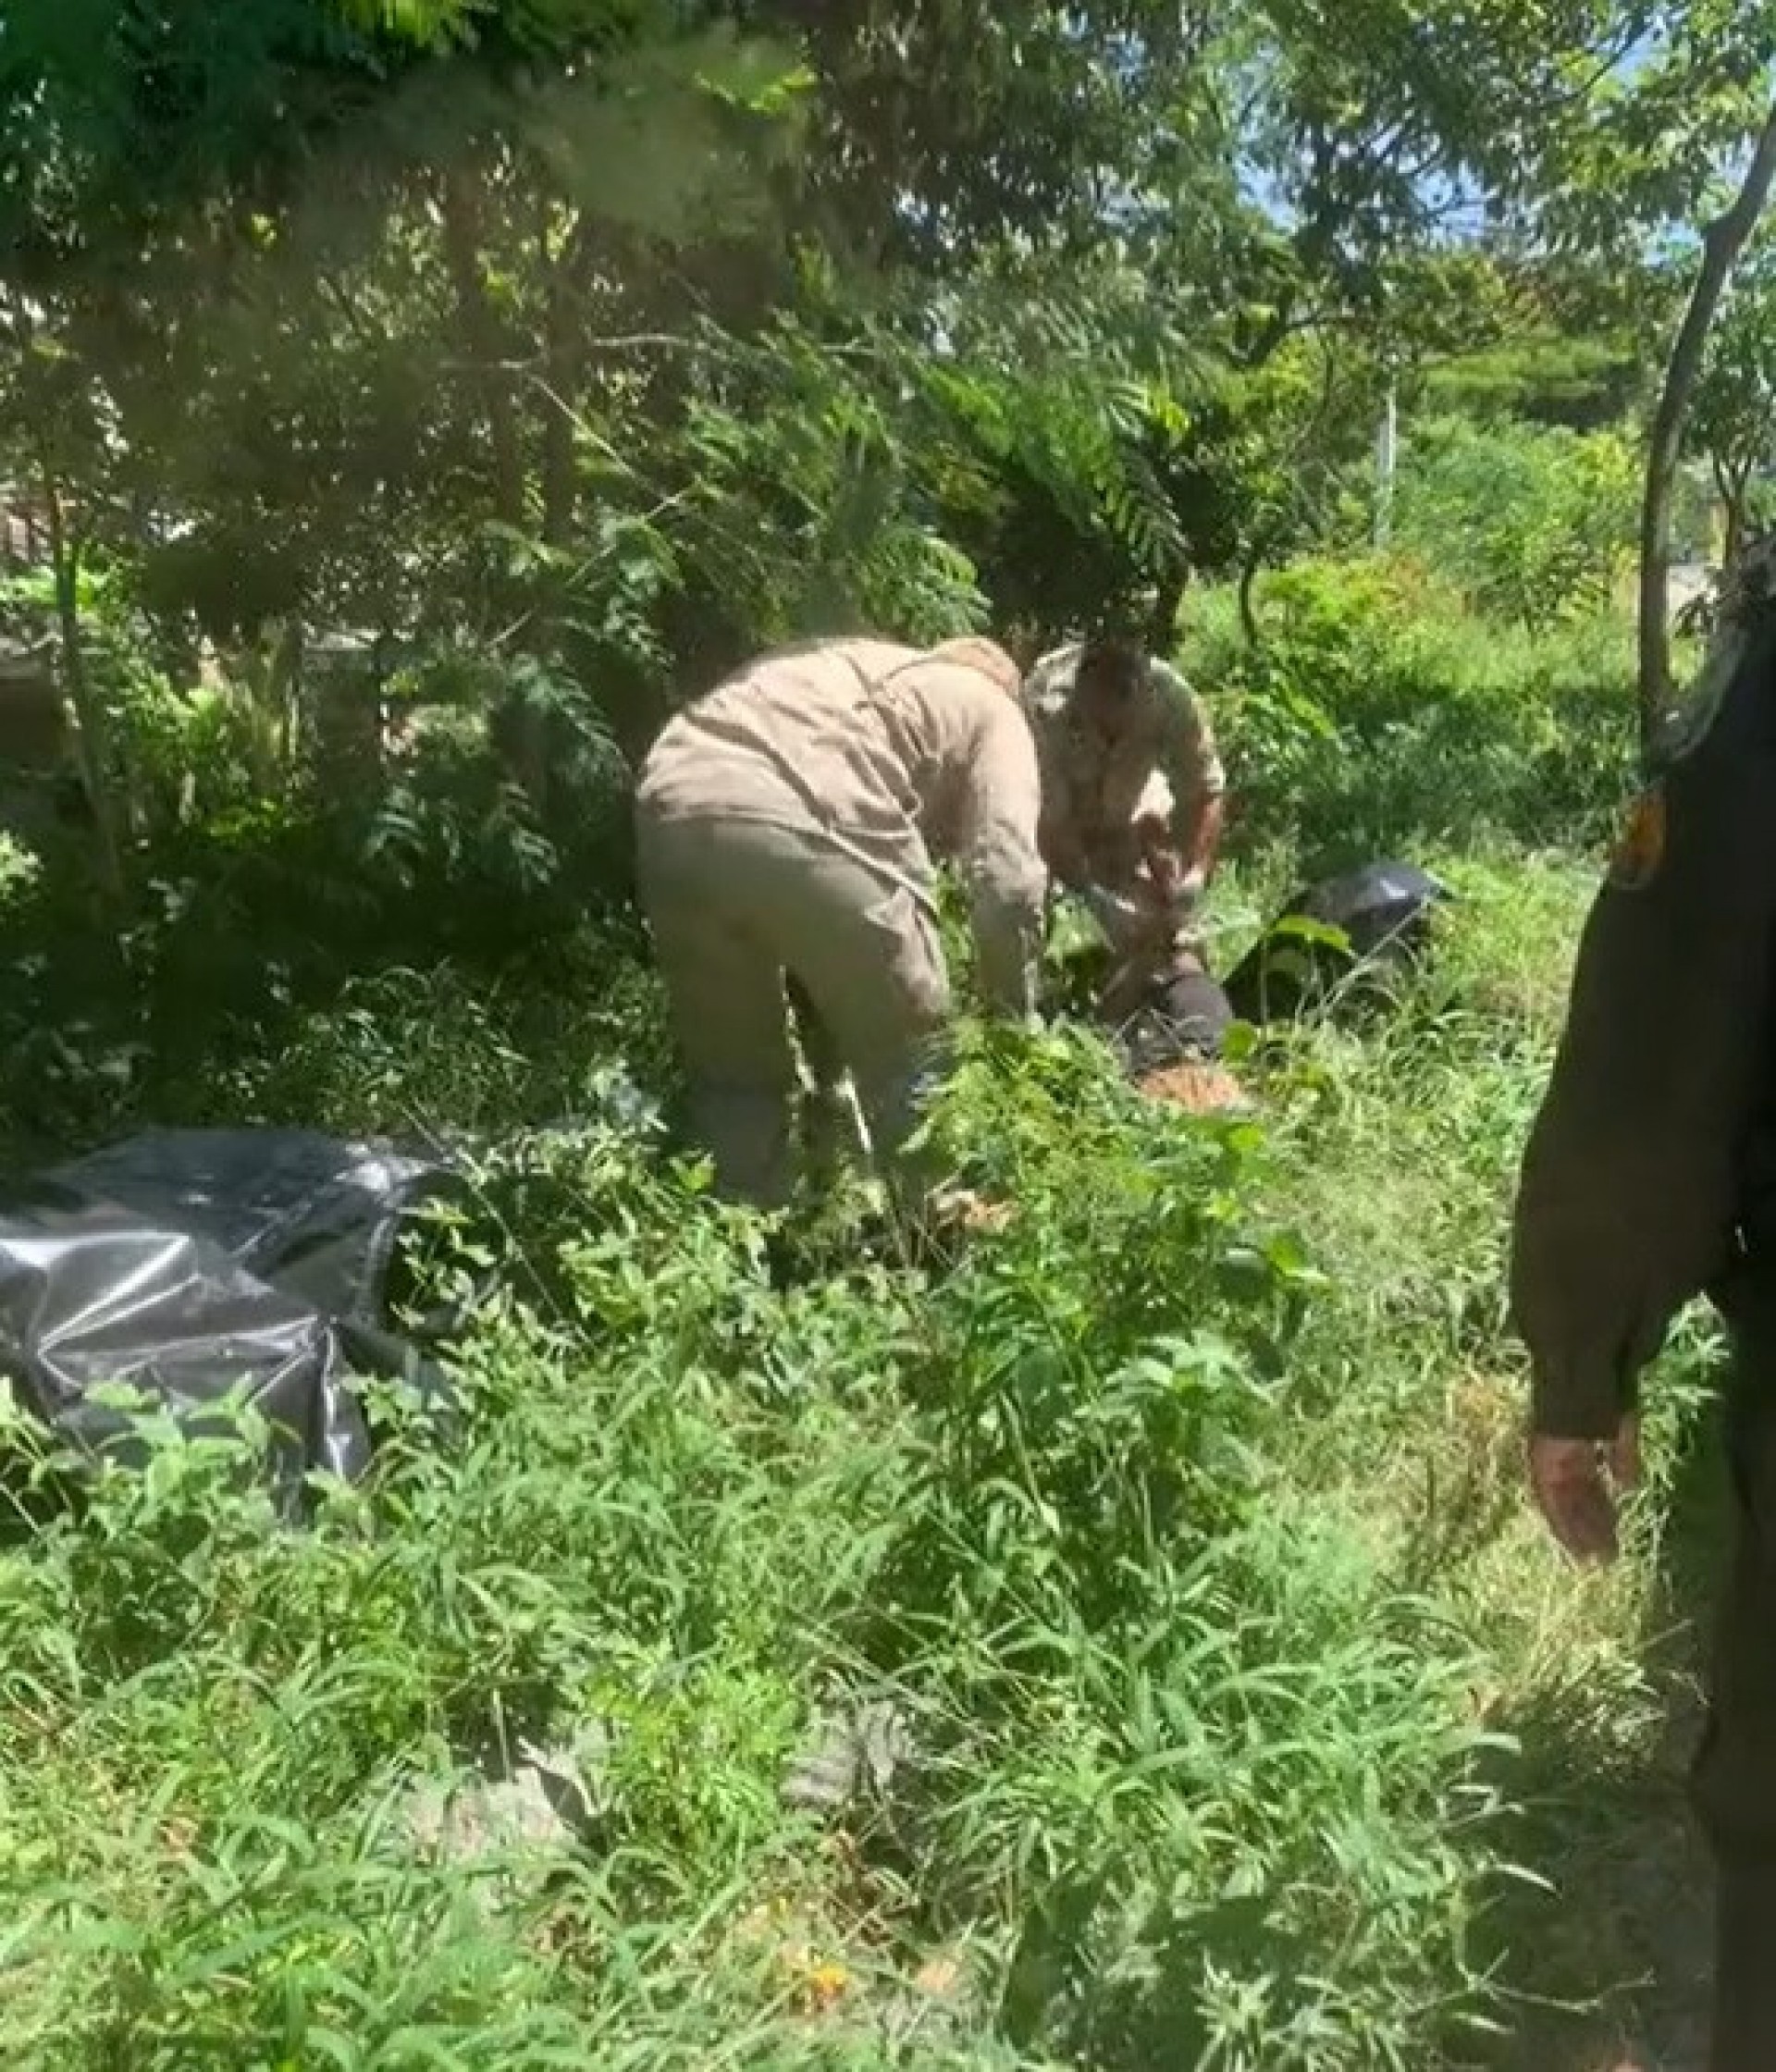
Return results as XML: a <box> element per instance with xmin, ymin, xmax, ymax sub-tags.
<box><xmin>634</xmin><ymin>635</ymin><xmax>1047</xmax><ymax>1210</ymax></box>
<box><xmin>1021</xmin><ymin>633</ymin><xmax>1227</xmax><ymax>1012</ymax></box>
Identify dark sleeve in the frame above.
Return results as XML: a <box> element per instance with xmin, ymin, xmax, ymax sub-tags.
<box><xmin>1511</xmin><ymin>645</ymin><xmax>1776</xmax><ymax>1439</ymax></box>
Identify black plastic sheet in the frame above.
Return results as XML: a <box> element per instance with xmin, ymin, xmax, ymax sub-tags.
<box><xmin>1117</xmin><ymin>966</ymin><xmax>1238</xmax><ymax>1077</ymax></box>
<box><xmin>43</xmin><ymin>1129</ymin><xmax>450</xmax><ymax>1323</ymax></box>
<box><xmin>1222</xmin><ymin>860</ymin><xmax>1450</xmax><ymax>1026</ymax></box>
<box><xmin>1102</xmin><ymin>859</ymin><xmax>1449</xmax><ymax>1074</ymax></box>
<box><xmin>0</xmin><ymin>1129</ymin><xmax>459</xmax><ymax>1495</ymax></box>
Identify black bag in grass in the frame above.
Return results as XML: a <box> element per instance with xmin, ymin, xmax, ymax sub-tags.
<box><xmin>1116</xmin><ymin>963</ymin><xmax>1238</xmax><ymax>1077</ymax></box>
<box><xmin>1222</xmin><ymin>860</ymin><xmax>1451</xmax><ymax>1026</ymax></box>
<box><xmin>0</xmin><ymin>1128</ymin><xmax>462</xmax><ymax>1502</ymax></box>
<box><xmin>43</xmin><ymin>1128</ymin><xmax>458</xmax><ymax>1325</ymax></box>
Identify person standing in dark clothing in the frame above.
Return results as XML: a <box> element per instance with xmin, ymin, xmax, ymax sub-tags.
<box><xmin>1511</xmin><ymin>537</ymin><xmax>1776</xmax><ymax>2070</ymax></box>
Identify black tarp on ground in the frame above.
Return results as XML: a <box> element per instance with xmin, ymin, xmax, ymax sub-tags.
<box><xmin>1116</xmin><ymin>966</ymin><xmax>1238</xmax><ymax>1078</ymax></box>
<box><xmin>1097</xmin><ymin>859</ymin><xmax>1451</xmax><ymax>1074</ymax></box>
<box><xmin>0</xmin><ymin>1129</ymin><xmax>459</xmax><ymax>1496</ymax></box>
<box><xmin>43</xmin><ymin>1129</ymin><xmax>449</xmax><ymax>1324</ymax></box>
<box><xmin>1221</xmin><ymin>860</ymin><xmax>1451</xmax><ymax>1026</ymax></box>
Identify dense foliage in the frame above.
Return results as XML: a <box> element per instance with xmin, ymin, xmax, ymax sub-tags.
<box><xmin>0</xmin><ymin>2</ymin><xmax>1772</xmax><ymax>2066</ymax></box>
<box><xmin>0</xmin><ymin>0</ymin><xmax>1756</xmax><ymax>908</ymax></box>
<box><xmin>0</xmin><ymin>862</ymin><xmax>1720</xmax><ymax>2070</ymax></box>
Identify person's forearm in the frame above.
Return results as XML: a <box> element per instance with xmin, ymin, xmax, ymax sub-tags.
<box><xmin>972</xmin><ymin>899</ymin><xmax>1044</xmax><ymax>1024</ymax></box>
<box><xmin>1037</xmin><ymin>807</ymin><xmax>1090</xmax><ymax>890</ymax></box>
<box><xmin>1529</xmin><ymin>1350</ymin><xmax>1640</xmax><ymax>1441</ymax></box>
<box><xmin>1175</xmin><ymin>794</ymin><xmax>1225</xmax><ymax>886</ymax></box>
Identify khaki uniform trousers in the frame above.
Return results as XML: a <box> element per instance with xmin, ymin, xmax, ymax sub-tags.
<box><xmin>635</xmin><ymin>808</ymin><xmax>951</xmax><ymax>1209</ymax></box>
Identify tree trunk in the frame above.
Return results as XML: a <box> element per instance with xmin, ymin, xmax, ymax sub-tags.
<box><xmin>39</xmin><ymin>469</ymin><xmax>126</xmax><ymax>905</ymax></box>
<box><xmin>537</xmin><ymin>204</ymin><xmax>579</xmax><ymax>552</ymax></box>
<box><xmin>1237</xmin><ymin>553</ymin><xmax>1263</xmax><ymax>649</ymax></box>
<box><xmin>1724</xmin><ymin>482</ymin><xmax>1750</xmax><ymax>574</ymax></box>
<box><xmin>1237</xmin><ymin>526</ymin><xmax>1277</xmax><ymax>650</ymax></box>
<box><xmin>1147</xmin><ymin>568</ymin><xmax>1190</xmax><ymax>655</ymax></box>
<box><xmin>1710</xmin><ymin>449</ymin><xmax>1758</xmax><ymax>574</ymax></box>
<box><xmin>438</xmin><ymin>166</ymin><xmax>527</xmax><ymax>528</ymax></box>
<box><xmin>1374</xmin><ymin>378</ymin><xmax>1398</xmax><ymax>549</ymax></box>
<box><xmin>1638</xmin><ymin>95</ymin><xmax>1776</xmax><ymax>756</ymax></box>
<box><xmin>272</xmin><ymin>620</ymin><xmax>303</xmax><ymax>788</ymax></box>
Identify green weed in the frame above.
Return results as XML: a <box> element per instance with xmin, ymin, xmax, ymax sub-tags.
<box><xmin>0</xmin><ymin>842</ymin><xmax>1713</xmax><ymax>2068</ymax></box>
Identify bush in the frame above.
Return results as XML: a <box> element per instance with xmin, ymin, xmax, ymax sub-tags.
<box><xmin>0</xmin><ymin>838</ymin><xmax>1713</xmax><ymax>2067</ymax></box>
<box><xmin>0</xmin><ymin>811</ymin><xmax>659</xmax><ymax>1167</ymax></box>
<box><xmin>1182</xmin><ymin>556</ymin><xmax>1638</xmax><ymax>870</ymax></box>
<box><xmin>0</xmin><ymin>1002</ymin><xmax>1556</xmax><ymax>2067</ymax></box>
<box><xmin>1391</xmin><ymin>416</ymin><xmax>1641</xmax><ymax>633</ymax></box>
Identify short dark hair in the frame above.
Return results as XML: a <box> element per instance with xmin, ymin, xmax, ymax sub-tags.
<box><xmin>1076</xmin><ymin>634</ymin><xmax>1146</xmax><ymax>699</ymax></box>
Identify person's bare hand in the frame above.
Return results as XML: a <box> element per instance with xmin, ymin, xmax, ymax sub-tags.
<box><xmin>1136</xmin><ymin>820</ymin><xmax>1185</xmax><ymax>904</ymax></box>
<box><xmin>1527</xmin><ymin>1417</ymin><xmax>1642</xmax><ymax>1563</ymax></box>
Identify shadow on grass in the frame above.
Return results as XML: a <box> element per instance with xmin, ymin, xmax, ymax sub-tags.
<box><xmin>1466</xmin><ymin>1401</ymin><xmax>1732</xmax><ymax>2072</ymax></box>
<box><xmin>0</xmin><ymin>880</ymin><xmax>661</xmax><ymax>1169</ymax></box>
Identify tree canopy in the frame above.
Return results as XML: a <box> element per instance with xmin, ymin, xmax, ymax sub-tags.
<box><xmin>0</xmin><ymin>0</ymin><xmax>1771</xmax><ymax>867</ymax></box>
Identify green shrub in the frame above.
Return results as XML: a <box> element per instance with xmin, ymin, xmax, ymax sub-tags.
<box><xmin>1183</xmin><ymin>556</ymin><xmax>1637</xmax><ymax>869</ymax></box>
<box><xmin>1392</xmin><ymin>417</ymin><xmax>1641</xmax><ymax>633</ymax></box>
<box><xmin>0</xmin><ymin>999</ymin><xmax>1581</xmax><ymax>2068</ymax></box>
<box><xmin>0</xmin><ymin>845</ymin><xmax>1712</xmax><ymax>2067</ymax></box>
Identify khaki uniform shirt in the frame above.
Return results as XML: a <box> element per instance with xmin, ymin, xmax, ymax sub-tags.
<box><xmin>636</xmin><ymin>637</ymin><xmax>1047</xmax><ymax>1017</ymax></box>
<box><xmin>1020</xmin><ymin>642</ymin><xmax>1226</xmax><ymax>877</ymax></box>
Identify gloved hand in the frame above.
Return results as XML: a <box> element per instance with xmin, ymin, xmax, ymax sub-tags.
<box><xmin>1171</xmin><ymin>864</ymin><xmax>1206</xmax><ymax>913</ymax></box>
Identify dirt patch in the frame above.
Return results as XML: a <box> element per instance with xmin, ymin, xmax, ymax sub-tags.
<box><xmin>1134</xmin><ymin>1061</ymin><xmax>1248</xmax><ymax>1113</ymax></box>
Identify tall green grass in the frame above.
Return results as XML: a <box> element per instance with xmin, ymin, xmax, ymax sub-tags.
<box><xmin>1180</xmin><ymin>560</ymin><xmax>1645</xmax><ymax>870</ymax></box>
<box><xmin>0</xmin><ymin>843</ymin><xmax>1717</xmax><ymax>2068</ymax></box>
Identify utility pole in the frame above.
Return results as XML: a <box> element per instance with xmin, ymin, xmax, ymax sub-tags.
<box><xmin>1374</xmin><ymin>377</ymin><xmax>1399</xmax><ymax>549</ymax></box>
